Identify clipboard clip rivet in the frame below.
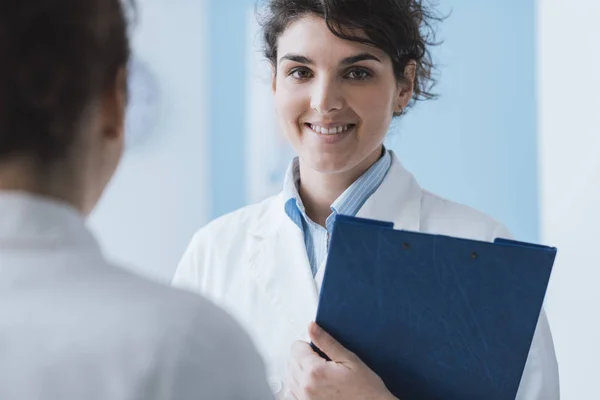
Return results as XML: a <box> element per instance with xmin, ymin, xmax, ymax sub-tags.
<box><xmin>471</xmin><ymin>252</ymin><xmax>478</xmax><ymax>259</ymax></box>
<box><xmin>402</xmin><ymin>243</ymin><xmax>410</xmax><ymax>250</ymax></box>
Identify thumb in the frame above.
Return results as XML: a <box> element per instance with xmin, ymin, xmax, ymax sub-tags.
<box><xmin>309</xmin><ymin>322</ymin><xmax>355</xmax><ymax>363</ymax></box>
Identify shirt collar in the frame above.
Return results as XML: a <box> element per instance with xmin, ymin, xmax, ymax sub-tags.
<box><xmin>282</xmin><ymin>157</ymin><xmax>304</xmax><ymax>212</ymax></box>
<box><xmin>283</xmin><ymin>148</ymin><xmax>392</xmax><ymax>228</ymax></box>
<box><xmin>330</xmin><ymin>150</ymin><xmax>391</xmax><ymax>217</ymax></box>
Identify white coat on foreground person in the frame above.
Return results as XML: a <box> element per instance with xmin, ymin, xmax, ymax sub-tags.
<box><xmin>0</xmin><ymin>0</ymin><xmax>273</xmax><ymax>399</ymax></box>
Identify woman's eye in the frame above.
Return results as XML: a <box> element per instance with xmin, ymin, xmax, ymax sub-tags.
<box><xmin>346</xmin><ymin>69</ymin><xmax>372</xmax><ymax>80</ymax></box>
<box><xmin>289</xmin><ymin>68</ymin><xmax>313</xmax><ymax>80</ymax></box>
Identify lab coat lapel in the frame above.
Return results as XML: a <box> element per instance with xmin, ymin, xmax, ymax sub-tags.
<box><xmin>248</xmin><ymin>194</ymin><xmax>319</xmax><ymax>338</ymax></box>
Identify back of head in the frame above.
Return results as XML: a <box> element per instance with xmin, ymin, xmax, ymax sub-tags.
<box><xmin>0</xmin><ymin>0</ymin><xmax>131</xmax><ymax>162</ymax></box>
<box><xmin>0</xmin><ymin>0</ymin><xmax>132</xmax><ymax>213</ymax></box>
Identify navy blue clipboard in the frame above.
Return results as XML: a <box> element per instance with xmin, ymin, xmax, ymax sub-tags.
<box><xmin>314</xmin><ymin>215</ymin><xmax>556</xmax><ymax>400</ymax></box>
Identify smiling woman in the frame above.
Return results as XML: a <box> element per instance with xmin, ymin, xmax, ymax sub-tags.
<box><xmin>173</xmin><ymin>1</ymin><xmax>560</xmax><ymax>399</ymax></box>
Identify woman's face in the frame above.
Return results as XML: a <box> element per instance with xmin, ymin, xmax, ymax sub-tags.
<box><xmin>273</xmin><ymin>14</ymin><xmax>413</xmax><ymax>177</ymax></box>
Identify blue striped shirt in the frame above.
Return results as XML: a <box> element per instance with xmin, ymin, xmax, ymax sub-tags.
<box><xmin>283</xmin><ymin>149</ymin><xmax>392</xmax><ymax>276</ymax></box>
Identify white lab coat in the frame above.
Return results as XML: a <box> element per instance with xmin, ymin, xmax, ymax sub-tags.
<box><xmin>0</xmin><ymin>192</ymin><xmax>273</xmax><ymax>400</ymax></box>
<box><xmin>173</xmin><ymin>152</ymin><xmax>560</xmax><ymax>399</ymax></box>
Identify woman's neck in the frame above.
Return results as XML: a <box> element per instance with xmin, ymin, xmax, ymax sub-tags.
<box><xmin>0</xmin><ymin>157</ymin><xmax>84</xmax><ymax>213</ymax></box>
<box><xmin>298</xmin><ymin>146</ymin><xmax>383</xmax><ymax>227</ymax></box>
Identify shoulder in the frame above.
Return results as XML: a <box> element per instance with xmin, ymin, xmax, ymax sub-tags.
<box><xmin>109</xmin><ymin>267</ymin><xmax>272</xmax><ymax>398</ymax></box>
<box><xmin>101</xmin><ymin>262</ymin><xmax>237</xmax><ymax>326</ymax></box>
<box><xmin>150</xmin><ymin>282</ymin><xmax>272</xmax><ymax>398</ymax></box>
<box><xmin>88</xmin><ymin>260</ymin><xmax>257</xmax><ymax>353</ymax></box>
<box><xmin>383</xmin><ymin>153</ymin><xmax>512</xmax><ymax>242</ymax></box>
<box><xmin>419</xmin><ymin>189</ymin><xmax>513</xmax><ymax>242</ymax></box>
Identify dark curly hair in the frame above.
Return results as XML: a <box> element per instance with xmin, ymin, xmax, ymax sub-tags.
<box><xmin>258</xmin><ymin>0</ymin><xmax>444</xmax><ymax>112</ymax></box>
<box><xmin>0</xmin><ymin>0</ymin><xmax>133</xmax><ymax>164</ymax></box>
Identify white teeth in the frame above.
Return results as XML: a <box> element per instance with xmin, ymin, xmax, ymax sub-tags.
<box><xmin>309</xmin><ymin>124</ymin><xmax>352</xmax><ymax>135</ymax></box>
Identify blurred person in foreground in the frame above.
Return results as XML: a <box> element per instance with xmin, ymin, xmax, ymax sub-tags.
<box><xmin>0</xmin><ymin>0</ymin><xmax>273</xmax><ymax>399</ymax></box>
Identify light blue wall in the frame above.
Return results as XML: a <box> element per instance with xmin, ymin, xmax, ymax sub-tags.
<box><xmin>208</xmin><ymin>0</ymin><xmax>255</xmax><ymax>218</ymax></box>
<box><xmin>208</xmin><ymin>0</ymin><xmax>539</xmax><ymax>242</ymax></box>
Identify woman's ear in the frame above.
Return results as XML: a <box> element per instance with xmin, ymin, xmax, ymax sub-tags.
<box><xmin>271</xmin><ymin>64</ymin><xmax>277</xmax><ymax>93</ymax></box>
<box><xmin>100</xmin><ymin>67</ymin><xmax>127</xmax><ymax>140</ymax></box>
<box><xmin>394</xmin><ymin>60</ymin><xmax>417</xmax><ymax>115</ymax></box>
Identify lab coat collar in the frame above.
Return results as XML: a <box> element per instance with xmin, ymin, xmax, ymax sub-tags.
<box><xmin>356</xmin><ymin>150</ymin><xmax>422</xmax><ymax>232</ymax></box>
<box><xmin>0</xmin><ymin>191</ymin><xmax>98</xmax><ymax>250</ymax></box>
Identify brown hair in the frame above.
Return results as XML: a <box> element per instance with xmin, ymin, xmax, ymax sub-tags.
<box><xmin>0</xmin><ymin>0</ymin><xmax>134</xmax><ymax>163</ymax></box>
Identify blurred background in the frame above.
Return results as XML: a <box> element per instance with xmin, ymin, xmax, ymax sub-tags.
<box><xmin>87</xmin><ymin>0</ymin><xmax>599</xmax><ymax>398</ymax></box>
